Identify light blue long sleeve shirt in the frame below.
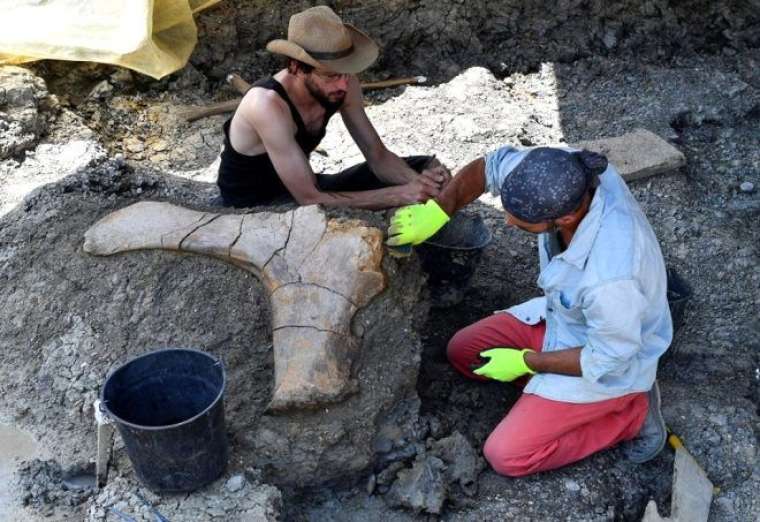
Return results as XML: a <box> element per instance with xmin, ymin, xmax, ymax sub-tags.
<box><xmin>485</xmin><ymin>146</ymin><xmax>673</xmax><ymax>403</ymax></box>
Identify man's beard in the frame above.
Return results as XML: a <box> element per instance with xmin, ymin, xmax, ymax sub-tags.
<box><xmin>305</xmin><ymin>77</ymin><xmax>345</xmax><ymax>112</ymax></box>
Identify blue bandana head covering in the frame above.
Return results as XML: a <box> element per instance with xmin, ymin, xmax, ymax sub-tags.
<box><xmin>500</xmin><ymin>148</ymin><xmax>608</xmax><ymax>223</ymax></box>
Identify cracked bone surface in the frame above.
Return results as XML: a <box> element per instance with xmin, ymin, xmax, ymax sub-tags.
<box><xmin>83</xmin><ymin>201</ymin><xmax>386</xmax><ymax>410</ymax></box>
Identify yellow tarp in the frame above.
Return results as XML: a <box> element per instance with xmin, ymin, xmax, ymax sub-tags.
<box><xmin>0</xmin><ymin>0</ymin><xmax>220</xmax><ymax>79</ymax></box>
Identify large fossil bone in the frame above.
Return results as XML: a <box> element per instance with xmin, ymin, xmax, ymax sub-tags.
<box><xmin>83</xmin><ymin>202</ymin><xmax>386</xmax><ymax>410</ymax></box>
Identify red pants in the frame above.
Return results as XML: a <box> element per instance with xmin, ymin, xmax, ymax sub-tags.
<box><xmin>447</xmin><ymin>313</ymin><xmax>648</xmax><ymax>477</ymax></box>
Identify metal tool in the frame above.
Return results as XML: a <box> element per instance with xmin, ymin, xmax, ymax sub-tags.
<box><xmin>94</xmin><ymin>399</ymin><xmax>115</xmax><ymax>488</ymax></box>
<box><xmin>642</xmin><ymin>429</ymin><xmax>713</xmax><ymax>522</ymax></box>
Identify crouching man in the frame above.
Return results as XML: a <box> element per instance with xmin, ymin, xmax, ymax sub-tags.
<box><xmin>387</xmin><ymin>146</ymin><xmax>672</xmax><ymax>476</ymax></box>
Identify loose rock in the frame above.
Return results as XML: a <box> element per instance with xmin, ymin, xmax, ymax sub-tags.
<box><xmin>225</xmin><ymin>475</ymin><xmax>245</xmax><ymax>493</ymax></box>
<box><xmin>386</xmin><ymin>455</ymin><xmax>447</xmax><ymax>515</ymax></box>
<box><xmin>0</xmin><ymin>66</ymin><xmax>51</xmax><ymax>160</ymax></box>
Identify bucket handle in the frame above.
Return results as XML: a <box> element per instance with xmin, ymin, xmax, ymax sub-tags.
<box><xmin>212</xmin><ymin>352</ymin><xmax>225</xmax><ymax>371</ymax></box>
<box><xmin>94</xmin><ymin>399</ymin><xmax>113</xmax><ymax>426</ymax></box>
<box><xmin>93</xmin><ymin>399</ymin><xmax>115</xmax><ymax>489</ymax></box>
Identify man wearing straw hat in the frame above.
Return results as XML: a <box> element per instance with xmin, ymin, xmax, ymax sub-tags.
<box><xmin>217</xmin><ymin>6</ymin><xmax>450</xmax><ymax>209</ymax></box>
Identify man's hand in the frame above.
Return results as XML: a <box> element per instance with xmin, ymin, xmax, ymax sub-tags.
<box><xmin>393</xmin><ymin>177</ymin><xmax>442</xmax><ymax>205</ymax></box>
<box><xmin>386</xmin><ymin>199</ymin><xmax>450</xmax><ymax>246</ymax></box>
<box><xmin>420</xmin><ymin>165</ymin><xmax>453</xmax><ymax>190</ymax></box>
<box><xmin>473</xmin><ymin>348</ymin><xmax>536</xmax><ymax>382</ymax></box>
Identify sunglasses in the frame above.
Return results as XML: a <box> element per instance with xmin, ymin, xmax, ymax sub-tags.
<box><xmin>312</xmin><ymin>70</ymin><xmax>350</xmax><ymax>82</ymax></box>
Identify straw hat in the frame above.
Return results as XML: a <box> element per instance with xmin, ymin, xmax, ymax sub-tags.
<box><xmin>266</xmin><ymin>6</ymin><xmax>379</xmax><ymax>74</ymax></box>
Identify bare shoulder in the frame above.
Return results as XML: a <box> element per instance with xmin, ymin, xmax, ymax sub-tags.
<box><xmin>237</xmin><ymin>87</ymin><xmax>290</xmax><ymax>127</ymax></box>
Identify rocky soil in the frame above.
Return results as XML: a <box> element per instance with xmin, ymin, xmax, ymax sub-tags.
<box><xmin>1</xmin><ymin>2</ymin><xmax>759</xmax><ymax>521</ymax></box>
<box><xmin>187</xmin><ymin>0</ymin><xmax>760</xmax><ymax>83</ymax></box>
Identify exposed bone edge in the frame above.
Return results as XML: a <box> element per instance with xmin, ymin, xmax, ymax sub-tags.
<box><xmin>82</xmin><ymin>202</ymin><xmax>386</xmax><ymax>410</ymax></box>
<box><xmin>269</xmin><ymin>326</ymin><xmax>360</xmax><ymax>411</ymax></box>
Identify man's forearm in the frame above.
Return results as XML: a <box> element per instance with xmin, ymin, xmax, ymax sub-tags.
<box><xmin>434</xmin><ymin>158</ymin><xmax>486</xmax><ymax>215</ymax></box>
<box><xmin>302</xmin><ymin>186</ymin><xmax>406</xmax><ymax>210</ymax></box>
<box><xmin>369</xmin><ymin>149</ymin><xmax>419</xmax><ymax>184</ymax></box>
<box><xmin>524</xmin><ymin>347</ymin><xmax>583</xmax><ymax>377</ymax></box>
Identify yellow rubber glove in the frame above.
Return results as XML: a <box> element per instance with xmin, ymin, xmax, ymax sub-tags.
<box><xmin>473</xmin><ymin>348</ymin><xmax>536</xmax><ymax>382</ymax></box>
<box><xmin>386</xmin><ymin>199</ymin><xmax>450</xmax><ymax>246</ymax></box>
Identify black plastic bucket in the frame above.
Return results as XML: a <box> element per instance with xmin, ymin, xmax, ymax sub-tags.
<box><xmin>101</xmin><ymin>348</ymin><xmax>228</xmax><ymax>493</ymax></box>
<box><xmin>417</xmin><ymin>213</ymin><xmax>493</xmax><ymax>307</ymax></box>
<box><xmin>666</xmin><ymin>267</ymin><xmax>691</xmax><ymax>335</ymax></box>
<box><xmin>662</xmin><ymin>267</ymin><xmax>692</xmax><ymax>361</ymax></box>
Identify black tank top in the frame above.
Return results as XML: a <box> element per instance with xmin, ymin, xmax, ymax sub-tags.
<box><xmin>217</xmin><ymin>77</ymin><xmax>338</xmax><ymax>206</ymax></box>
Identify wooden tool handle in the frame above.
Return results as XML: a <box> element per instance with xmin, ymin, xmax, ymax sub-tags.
<box><xmin>668</xmin><ymin>431</ymin><xmax>684</xmax><ymax>450</ymax></box>
<box><xmin>226</xmin><ymin>73</ymin><xmax>252</xmax><ymax>95</ymax></box>
<box><xmin>181</xmin><ymin>99</ymin><xmax>241</xmax><ymax>122</ymax></box>
<box><xmin>361</xmin><ymin>76</ymin><xmax>427</xmax><ymax>90</ymax></box>
<box><xmin>182</xmin><ymin>74</ymin><xmax>429</xmax><ymax>122</ymax></box>
<box><xmin>226</xmin><ymin>72</ymin><xmax>426</xmax><ymax>93</ymax></box>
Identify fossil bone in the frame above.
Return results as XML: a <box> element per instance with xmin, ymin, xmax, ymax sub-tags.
<box><xmin>83</xmin><ymin>202</ymin><xmax>386</xmax><ymax>410</ymax></box>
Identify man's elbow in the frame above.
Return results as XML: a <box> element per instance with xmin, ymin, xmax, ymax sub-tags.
<box><xmin>294</xmin><ymin>190</ymin><xmax>325</xmax><ymax>207</ymax></box>
<box><xmin>580</xmin><ymin>345</ymin><xmax>638</xmax><ymax>383</ymax></box>
<box><xmin>366</xmin><ymin>144</ymin><xmax>390</xmax><ymax>167</ymax></box>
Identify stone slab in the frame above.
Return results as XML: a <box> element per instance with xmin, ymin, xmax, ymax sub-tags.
<box><xmin>572</xmin><ymin>128</ymin><xmax>686</xmax><ymax>182</ymax></box>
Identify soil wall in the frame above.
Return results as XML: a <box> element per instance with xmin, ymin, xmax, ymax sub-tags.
<box><xmin>192</xmin><ymin>0</ymin><xmax>760</xmax><ymax>80</ymax></box>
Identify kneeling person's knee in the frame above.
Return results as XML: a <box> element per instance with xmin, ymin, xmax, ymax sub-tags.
<box><xmin>446</xmin><ymin>329</ymin><xmax>469</xmax><ymax>364</ymax></box>
<box><xmin>483</xmin><ymin>434</ymin><xmax>534</xmax><ymax>478</ymax></box>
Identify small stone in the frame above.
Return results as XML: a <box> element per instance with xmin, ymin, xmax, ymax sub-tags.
<box><xmin>740</xmin><ymin>181</ymin><xmax>754</xmax><ymax>193</ymax></box>
<box><xmin>225</xmin><ymin>474</ymin><xmax>245</xmax><ymax>493</ymax></box>
<box><xmin>602</xmin><ymin>30</ymin><xmax>617</xmax><ymax>49</ymax></box>
<box><xmin>376</xmin><ymin>461</ymin><xmax>406</xmax><ymax>486</ymax></box>
<box><xmin>140</xmin><ymin>489</ymin><xmax>160</xmax><ymax>504</ymax></box>
<box><xmin>705</xmin><ymin>431</ymin><xmax>722</xmax><ymax>445</ymax></box>
<box><xmin>88</xmin><ymin>80</ymin><xmax>113</xmax><ymax>100</ymax></box>
<box><xmin>109</xmin><ymin>68</ymin><xmax>133</xmax><ymax>86</ymax></box>
<box><xmin>709</xmin><ymin>414</ymin><xmax>728</xmax><ymax>427</ymax></box>
<box><xmin>366</xmin><ymin>473</ymin><xmax>377</xmax><ymax>495</ymax></box>
<box><xmin>427</xmin><ymin>416</ymin><xmax>444</xmax><ymax>438</ymax></box>
<box><xmin>715</xmin><ymin>496</ymin><xmax>735</xmax><ymax>516</ymax></box>
<box><xmin>429</xmin><ymin>431</ymin><xmax>483</xmax><ymax>495</ymax></box>
<box><xmin>206</xmin><ymin>506</ymin><xmax>227</xmax><ymax>517</ymax></box>
<box><xmin>150</xmin><ymin>139</ymin><xmax>169</xmax><ymax>152</ymax></box>
<box><xmin>563</xmin><ymin>478</ymin><xmax>581</xmax><ymax>492</ymax></box>
<box><xmin>124</xmin><ymin>138</ymin><xmax>144</xmax><ymax>153</ymax></box>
